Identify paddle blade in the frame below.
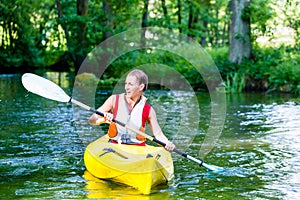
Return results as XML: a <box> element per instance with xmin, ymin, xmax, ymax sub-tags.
<box><xmin>21</xmin><ymin>73</ymin><xmax>71</xmax><ymax>103</ymax></box>
<box><xmin>202</xmin><ymin>162</ymin><xmax>224</xmax><ymax>173</ymax></box>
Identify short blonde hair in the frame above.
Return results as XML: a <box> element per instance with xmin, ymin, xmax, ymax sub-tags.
<box><xmin>127</xmin><ymin>69</ymin><xmax>148</xmax><ymax>91</ymax></box>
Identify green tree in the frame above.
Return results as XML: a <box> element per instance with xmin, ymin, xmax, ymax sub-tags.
<box><xmin>281</xmin><ymin>0</ymin><xmax>300</xmax><ymax>49</ymax></box>
<box><xmin>0</xmin><ymin>0</ymin><xmax>53</xmax><ymax>69</ymax></box>
<box><xmin>228</xmin><ymin>0</ymin><xmax>252</xmax><ymax>64</ymax></box>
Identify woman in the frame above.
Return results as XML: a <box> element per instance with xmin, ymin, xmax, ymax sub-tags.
<box><xmin>88</xmin><ymin>69</ymin><xmax>175</xmax><ymax>151</ymax></box>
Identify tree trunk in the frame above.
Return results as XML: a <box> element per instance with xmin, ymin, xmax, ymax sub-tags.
<box><xmin>8</xmin><ymin>21</ymin><xmax>14</xmax><ymax>50</ymax></box>
<box><xmin>102</xmin><ymin>0</ymin><xmax>113</xmax><ymax>41</ymax></box>
<box><xmin>229</xmin><ymin>0</ymin><xmax>252</xmax><ymax>64</ymax></box>
<box><xmin>177</xmin><ymin>0</ymin><xmax>182</xmax><ymax>33</ymax></box>
<box><xmin>77</xmin><ymin>0</ymin><xmax>88</xmax><ymax>46</ymax></box>
<box><xmin>187</xmin><ymin>2</ymin><xmax>194</xmax><ymax>37</ymax></box>
<box><xmin>55</xmin><ymin>0</ymin><xmax>76</xmax><ymax>64</ymax></box>
<box><xmin>221</xmin><ymin>5</ymin><xmax>230</xmax><ymax>46</ymax></box>
<box><xmin>188</xmin><ymin>3</ymin><xmax>193</xmax><ymax>31</ymax></box>
<box><xmin>187</xmin><ymin>1</ymin><xmax>199</xmax><ymax>38</ymax></box>
<box><xmin>201</xmin><ymin>20</ymin><xmax>208</xmax><ymax>46</ymax></box>
<box><xmin>199</xmin><ymin>0</ymin><xmax>210</xmax><ymax>47</ymax></box>
<box><xmin>75</xmin><ymin>0</ymin><xmax>89</xmax><ymax>72</ymax></box>
<box><xmin>141</xmin><ymin>0</ymin><xmax>149</xmax><ymax>47</ymax></box>
<box><xmin>215</xmin><ymin>6</ymin><xmax>219</xmax><ymax>46</ymax></box>
<box><xmin>161</xmin><ymin>0</ymin><xmax>170</xmax><ymax>28</ymax></box>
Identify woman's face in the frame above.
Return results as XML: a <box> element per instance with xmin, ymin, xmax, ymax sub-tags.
<box><xmin>124</xmin><ymin>75</ymin><xmax>144</xmax><ymax>99</ymax></box>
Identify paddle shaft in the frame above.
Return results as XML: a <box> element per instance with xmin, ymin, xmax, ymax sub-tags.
<box><xmin>70</xmin><ymin>98</ymin><xmax>204</xmax><ymax>167</ymax></box>
<box><xmin>22</xmin><ymin>73</ymin><xmax>219</xmax><ymax>171</ymax></box>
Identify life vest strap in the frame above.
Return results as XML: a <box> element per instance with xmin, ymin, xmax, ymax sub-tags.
<box><xmin>108</xmin><ymin>93</ymin><xmax>151</xmax><ymax>142</ymax></box>
<box><xmin>113</xmin><ymin>94</ymin><xmax>119</xmax><ymax>118</ymax></box>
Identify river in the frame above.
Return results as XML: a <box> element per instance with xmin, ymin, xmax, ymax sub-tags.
<box><xmin>1</xmin><ymin>73</ymin><xmax>300</xmax><ymax>199</ymax></box>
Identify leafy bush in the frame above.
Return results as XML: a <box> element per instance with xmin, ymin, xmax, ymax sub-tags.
<box><xmin>208</xmin><ymin>45</ymin><xmax>300</xmax><ymax>93</ymax></box>
<box><xmin>268</xmin><ymin>52</ymin><xmax>300</xmax><ymax>93</ymax></box>
<box><xmin>98</xmin><ymin>45</ymin><xmax>299</xmax><ymax>94</ymax></box>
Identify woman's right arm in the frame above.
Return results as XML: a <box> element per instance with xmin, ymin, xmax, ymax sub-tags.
<box><xmin>88</xmin><ymin>95</ymin><xmax>115</xmax><ymax>125</ymax></box>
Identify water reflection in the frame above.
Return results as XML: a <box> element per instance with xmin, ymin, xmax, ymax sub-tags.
<box><xmin>45</xmin><ymin>72</ymin><xmax>73</xmax><ymax>89</ymax></box>
<box><xmin>84</xmin><ymin>171</ymin><xmax>171</xmax><ymax>199</ymax></box>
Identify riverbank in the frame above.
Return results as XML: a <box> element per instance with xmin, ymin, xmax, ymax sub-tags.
<box><xmin>1</xmin><ymin>46</ymin><xmax>299</xmax><ymax>94</ymax></box>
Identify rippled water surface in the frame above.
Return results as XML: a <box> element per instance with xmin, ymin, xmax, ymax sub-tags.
<box><xmin>1</xmin><ymin>73</ymin><xmax>300</xmax><ymax>199</ymax></box>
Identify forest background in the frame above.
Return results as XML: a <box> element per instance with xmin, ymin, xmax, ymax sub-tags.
<box><xmin>0</xmin><ymin>0</ymin><xmax>299</xmax><ymax>93</ymax></box>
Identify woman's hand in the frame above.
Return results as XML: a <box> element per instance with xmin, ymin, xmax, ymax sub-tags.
<box><xmin>93</xmin><ymin>112</ymin><xmax>114</xmax><ymax>125</ymax></box>
<box><xmin>164</xmin><ymin>141</ymin><xmax>175</xmax><ymax>152</ymax></box>
<box><xmin>103</xmin><ymin>112</ymin><xmax>114</xmax><ymax>123</ymax></box>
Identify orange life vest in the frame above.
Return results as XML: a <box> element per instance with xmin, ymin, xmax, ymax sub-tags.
<box><xmin>108</xmin><ymin>94</ymin><xmax>151</xmax><ymax>144</ymax></box>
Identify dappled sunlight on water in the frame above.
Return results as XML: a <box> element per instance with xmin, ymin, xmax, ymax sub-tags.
<box><xmin>260</xmin><ymin>102</ymin><xmax>300</xmax><ymax>199</ymax></box>
<box><xmin>212</xmin><ymin>98</ymin><xmax>300</xmax><ymax>199</ymax></box>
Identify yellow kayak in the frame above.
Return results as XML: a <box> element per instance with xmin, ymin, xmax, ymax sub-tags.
<box><xmin>84</xmin><ymin>135</ymin><xmax>174</xmax><ymax>194</ymax></box>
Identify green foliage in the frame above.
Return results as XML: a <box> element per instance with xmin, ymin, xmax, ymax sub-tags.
<box><xmin>0</xmin><ymin>0</ymin><xmax>56</xmax><ymax>69</ymax></box>
<box><xmin>241</xmin><ymin>4</ymin><xmax>251</xmax><ymax>21</ymax></box>
<box><xmin>250</xmin><ymin>0</ymin><xmax>275</xmax><ymax>40</ymax></box>
<box><xmin>209</xmin><ymin>45</ymin><xmax>300</xmax><ymax>93</ymax></box>
<box><xmin>280</xmin><ymin>0</ymin><xmax>300</xmax><ymax>49</ymax></box>
<box><xmin>100</xmin><ymin>47</ymin><xmax>207</xmax><ymax>90</ymax></box>
<box><xmin>91</xmin><ymin>44</ymin><xmax>300</xmax><ymax>94</ymax></box>
<box><xmin>0</xmin><ymin>0</ymin><xmax>299</xmax><ymax>94</ymax></box>
<box><xmin>226</xmin><ymin>71</ymin><xmax>246</xmax><ymax>93</ymax></box>
<box><xmin>268</xmin><ymin>50</ymin><xmax>300</xmax><ymax>93</ymax></box>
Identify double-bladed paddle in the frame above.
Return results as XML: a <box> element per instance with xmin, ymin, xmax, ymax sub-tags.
<box><xmin>21</xmin><ymin>73</ymin><xmax>223</xmax><ymax>172</ymax></box>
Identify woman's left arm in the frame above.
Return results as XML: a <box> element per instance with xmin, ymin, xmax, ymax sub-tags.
<box><xmin>148</xmin><ymin>108</ymin><xmax>175</xmax><ymax>151</ymax></box>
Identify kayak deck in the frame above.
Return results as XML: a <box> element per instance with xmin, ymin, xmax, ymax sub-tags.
<box><xmin>84</xmin><ymin>135</ymin><xmax>174</xmax><ymax>194</ymax></box>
